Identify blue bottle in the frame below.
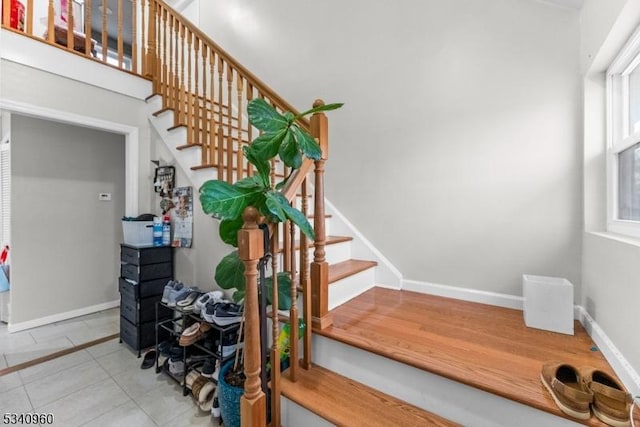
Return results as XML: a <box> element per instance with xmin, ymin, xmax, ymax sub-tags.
<box><xmin>153</xmin><ymin>217</ymin><xmax>163</xmax><ymax>247</ymax></box>
<box><xmin>162</xmin><ymin>215</ymin><xmax>171</xmax><ymax>246</ymax></box>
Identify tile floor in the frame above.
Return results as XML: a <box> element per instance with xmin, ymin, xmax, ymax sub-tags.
<box><xmin>0</xmin><ymin>308</ymin><xmax>120</xmax><ymax>367</ymax></box>
<box><xmin>0</xmin><ymin>337</ymin><xmax>215</xmax><ymax>426</ymax></box>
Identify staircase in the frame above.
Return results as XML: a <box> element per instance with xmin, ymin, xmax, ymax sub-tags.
<box><xmin>4</xmin><ymin>1</ymin><xmax>617</xmax><ymax>426</ymax></box>
<box><xmin>141</xmin><ymin>2</ymin><xmax>599</xmax><ymax>426</ymax></box>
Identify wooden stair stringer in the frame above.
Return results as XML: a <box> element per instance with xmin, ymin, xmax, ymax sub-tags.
<box><xmin>280</xmin><ymin>364</ymin><xmax>460</xmax><ymax>427</ymax></box>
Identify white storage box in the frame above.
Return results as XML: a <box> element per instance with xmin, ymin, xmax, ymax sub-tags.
<box><xmin>122</xmin><ymin>221</ymin><xmax>154</xmax><ymax>247</ymax></box>
<box><xmin>523</xmin><ymin>275</ymin><xmax>574</xmax><ymax>335</ymax></box>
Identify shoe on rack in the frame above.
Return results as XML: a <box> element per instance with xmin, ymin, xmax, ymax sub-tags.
<box><xmin>157</xmin><ymin>340</ymin><xmax>173</xmax><ymax>357</ymax></box>
<box><xmin>179</xmin><ymin>322</ymin><xmax>212</xmax><ymax>347</ymax></box>
<box><xmin>193</xmin><ymin>293</ymin><xmax>212</xmax><ymax>315</ymax></box>
<box><xmin>166</xmin><ymin>282</ymin><xmax>185</xmax><ymax>306</ymax></box>
<box><xmin>212</xmin><ymin>303</ymin><xmax>243</xmax><ymax>326</ymax></box>
<box><xmin>169</xmin><ymin>343</ymin><xmax>183</xmax><ymax>361</ymax></box>
<box><xmin>169</xmin><ymin>358</ymin><xmax>185</xmax><ymax>376</ymax></box>
<box><xmin>161</xmin><ymin>280</ymin><xmax>177</xmax><ymax>304</ymax></box>
<box><xmin>177</xmin><ymin>290</ymin><xmax>203</xmax><ymax>312</ymax></box>
<box><xmin>201</xmin><ymin>358</ymin><xmax>217</xmax><ymax>378</ymax></box>
<box><xmin>202</xmin><ymin>301</ymin><xmax>219</xmax><ymax>324</ymax></box>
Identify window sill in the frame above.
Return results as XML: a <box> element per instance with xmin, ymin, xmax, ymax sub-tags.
<box><xmin>588</xmin><ymin>231</ymin><xmax>640</xmax><ymax>248</ymax></box>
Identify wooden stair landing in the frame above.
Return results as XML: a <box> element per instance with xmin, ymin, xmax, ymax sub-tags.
<box><xmin>280</xmin><ymin>364</ymin><xmax>459</xmax><ymax>427</ymax></box>
<box><xmin>317</xmin><ymin>287</ymin><xmax>615</xmax><ymax>426</ymax></box>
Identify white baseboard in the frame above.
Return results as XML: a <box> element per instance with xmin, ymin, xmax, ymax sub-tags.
<box><xmin>402</xmin><ymin>279</ymin><xmax>524</xmax><ymax>310</ymax></box>
<box><xmin>575</xmin><ymin>306</ymin><xmax>640</xmax><ymax>395</ymax></box>
<box><xmin>7</xmin><ymin>300</ymin><xmax>120</xmax><ymax>333</ymax></box>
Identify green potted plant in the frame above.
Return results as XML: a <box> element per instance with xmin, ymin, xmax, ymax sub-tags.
<box><xmin>199</xmin><ymin>98</ymin><xmax>342</xmax><ymax>426</ymax></box>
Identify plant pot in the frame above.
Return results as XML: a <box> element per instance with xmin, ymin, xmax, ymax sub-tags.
<box><xmin>218</xmin><ymin>359</ymin><xmax>243</xmax><ymax>427</ymax></box>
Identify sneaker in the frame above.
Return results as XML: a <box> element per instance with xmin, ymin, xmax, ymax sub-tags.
<box><xmin>194</xmin><ymin>293</ymin><xmax>212</xmax><ymax>315</ymax></box>
<box><xmin>177</xmin><ymin>290</ymin><xmax>203</xmax><ymax>312</ymax></box>
<box><xmin>211</xmin><ymin>396</ymin><xmax>220</xmax><ymax>419</ymax></box>
<box><xmin>167</xmin><ymin>284</ymin><xmax>190</xmax><ymax>307</ymax></box>
<box><xmin>201</xmin><ymin>358</ymin><xmax>217</xmax><ymax>378</ymax></box>
<box><xmin>169</xmin><ymin>358</ymin><xmax>185</xmax><ymax>376</ymax></box>
<box><xmin>202</xmin><ymin>301</ymin><xmax>219</xmax><ymax>323</ymax></box>
<box><xmin>212</xmin><ymin>303</ymin><xmax>243</xmax><ymax>326</ymax></box>
<box><xmin>161</xmin><ymin>280</ymin><xmax>177</xmax><ymax>303</ymax></box>
<box><xmin>165</xmin><ymin>281</ymin><xmax>184</xmax><ymax>305</ymax></box>
<box><xmin>157</xmin><ymin>340</ymin><xmax>173</xmax><ymax>357</ymax></box>
<box><xmin>220</xmin><ymin>343</ymin><xmax>239</xmax><ymax>358</ymax></box>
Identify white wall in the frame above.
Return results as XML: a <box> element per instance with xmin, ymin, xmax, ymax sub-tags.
<box><xmin>581</xmin><ymin>0</ymin><xmax>640</xmax><ymax>383</ymax></box>
<box><xmin>0</xmin><ymin>53</ymin><xmax>153</xmax><ymax>326</ymax></box>
<box><xmin>198</xmin><ymin>0</ymin><xmax>582</xmax><ymax>296</ymax></box>
<box><xmin>11</xmin><ymin>115</ymin><xmax>125</xmax><ymax>324</ymax></box>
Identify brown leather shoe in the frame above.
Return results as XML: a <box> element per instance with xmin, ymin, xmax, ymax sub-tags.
<box><xmin>541</xmin><ymin>361</ymin><xmax>593</xmax><ymax>420</ymax></box>
<box><xmin>581</xmin><ymin>367</ymin><xmax>631</xmax><ymax>427</ymax></box>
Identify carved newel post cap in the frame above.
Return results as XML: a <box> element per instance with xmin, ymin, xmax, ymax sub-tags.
<box><xmin>242</xmin><ymin>207</ymin><xmax>259</xmax><ymax>228</ymax></box>
<box><xmin>313</xmin><ymin>99</ymin><xmax>325</xmax><ymax>108</ymax></box>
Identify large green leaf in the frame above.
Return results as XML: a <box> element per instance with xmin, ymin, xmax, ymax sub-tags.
<box><xmin>219</xmin><ymin>216</ymin><xmax>245</xmax><ymax>247</ymax></box>
<box><xmin>235</xmin><ymin>175</ymin><xmax>266</xmax><ymax>190</ymax></box>
<box><xmin>243</xmin><ymin>145</ymin><xmax>271</xmax><ymax>188</ymax></box>
<box><xmin>265</xmin><ymin>191</ymin><xmax>315</xmax><ymax>240</ymax></box>
<box><xmin>232</xmin><ymin>289</ymin><xmax>245</xmax><ymax>304</ymax></box>
<box><xmin>215</xmin><ymin>251</ymin><xmax>246</xmax><ymax>291</ymax></box>
<box><xmin>199</xmin><ymin>180</ymin><xmax>263</xmax><ymax>220</ymax></box>
<box><xmin>249</xmin><ymin>130</ymin><xmax>288</xmax><ymax>163</ymax></box>
<box><xmin>247</xmin><ymin>99</ymin><xmax>288</xmax><ymax>132</ymax></box>
<box><xmin>291</xmin><ymin>125</ymin><xmax>322</xmax><ymax>160</ymax></box>
<box><xmin>278</xmin><ymin>131</ymin><xmax>302</xmax><ymax>169</ymax></box>
<box><xmin>296</xmin><ymin>102</ymin><xmax>344</xmax><ymax>119</ymax></box>
<box><xmin>264</xmin><ymin>191</ymin><xmax>287</xmax><ymax>222</ymax></box>
<box><xmin>265</xmin><ymin>272</ymin><xmax>293</xmax><ymax>310</ymax></box>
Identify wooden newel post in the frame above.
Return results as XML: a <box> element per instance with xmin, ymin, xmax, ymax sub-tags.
<box><xmin>238</xmin><ymin>207</ymin><xmax>266</xmax><ymax>427</ymax></box>
<box><xmin>310</xmin><ymin>100</ymin><xmax>333</xmax><ymax>330</ymax></box>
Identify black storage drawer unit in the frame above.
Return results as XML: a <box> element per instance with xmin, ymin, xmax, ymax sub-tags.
<box><xmin>121</xmin><ymin>262</ymin><xmax>172</xmax><ymax>283</ymax></box>
<box><xmin>119</xmin><ymin>244</ymin><xmax>173</xmax><ymax>356</ymax></box>
<box><xmin>121</xmin><ymin>316</ymin><xmax>168</xmax><ymax>351</ymax></box>
<box><xmin>121</xmin><ymin>245</ymin><xmax>172</xmax><ymax>266</ymax></box>
<box><xmin>119</xmin><ymin>277</ymin><xmax>168</xmax><ymax>300</ymax></box>
<box><xmin>121</xmin><ymin>294</ymin><xmax>172</xmax><ymax>324</ymax></box>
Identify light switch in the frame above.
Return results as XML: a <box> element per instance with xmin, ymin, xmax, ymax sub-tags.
<box><xmin>98</xmin><ymin>193</ymin><xmax>112</xmax><ymax>201</ymax></box>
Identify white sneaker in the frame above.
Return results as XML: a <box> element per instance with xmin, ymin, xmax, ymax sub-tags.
<box><xmin>169</xmin><ymin>359</ymin><xmax>185</xmax><ymax>376</ymax></box>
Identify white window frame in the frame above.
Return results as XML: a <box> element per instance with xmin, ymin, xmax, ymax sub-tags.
<box><xmin>606</xmin><ymin>25</ymin><xmax>640</xmax><ymax>238</ymax></box>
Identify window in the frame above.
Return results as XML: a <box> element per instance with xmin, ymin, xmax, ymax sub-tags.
<box><xmin>607</xmin><ymin>27</ymin><xmax>640</xmax><ymax>237</ymax></box>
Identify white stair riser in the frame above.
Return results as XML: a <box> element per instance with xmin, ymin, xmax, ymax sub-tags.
<box><xmin>312</xmin><ymin>335</ymin><xmax>580</xmax><ymax>427</ymax></box>
<box><xmin>281</xmin><ymin>398</ymin><xmax>333</xmax><ymax>427</ymax></box>
<box><xmin>276</xmin><ymin>240</ymin><xmax>351</xmax><ymax>271</ymax></box>
<box><xmin>328</xmin><ymin>268</ymin><xmax>376</xmax><ymax>310</ymax></box>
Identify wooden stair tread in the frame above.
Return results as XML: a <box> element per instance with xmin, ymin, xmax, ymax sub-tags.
<box><xmin>329</xmin><ymin>259</ymin><xmax>377</xmax><ymax>284</ymax></box>
<box><xmin>280</xmin><ymin>364</ymin><xmax>459</xmax><ymax>427</ymax></box>
<box><xmin>275</xmin><ymin>235</ymin><xmax>352</xmax><ymax>254</ymax></box>
<box><xmin>317</xmin><ymin>287</ymin><xmax>614</xmax><ymax>426</ymax></box>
